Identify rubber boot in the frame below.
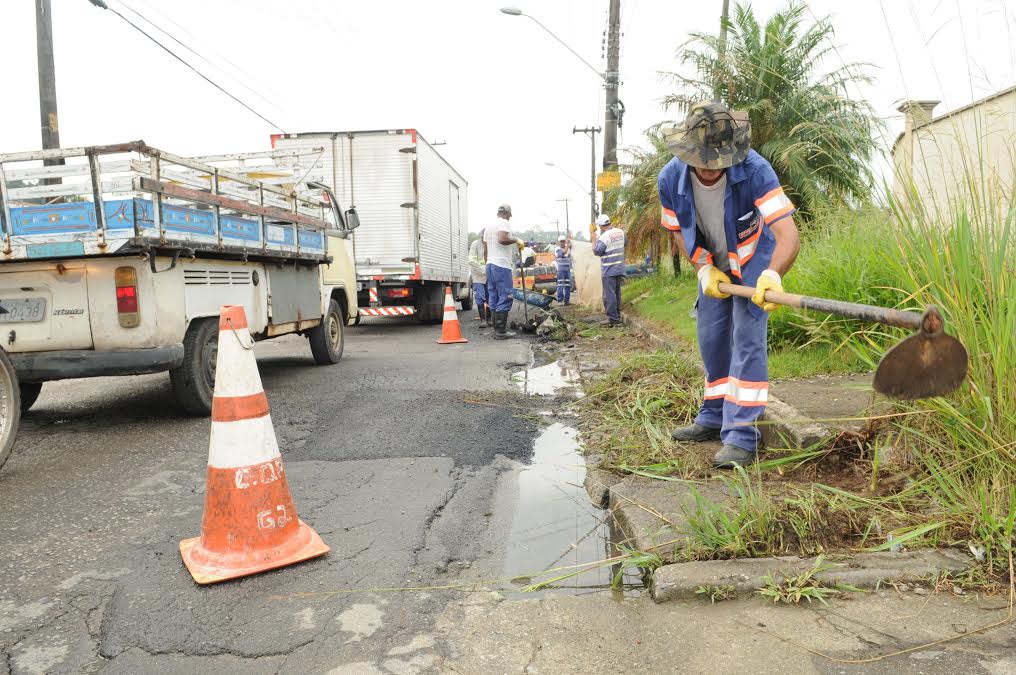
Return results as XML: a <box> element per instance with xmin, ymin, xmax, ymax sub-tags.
<box><xmin>486</xmin><ymin>307</ymin><xmax>494</xmax><ymax>327</ymax></box>
<box><xmin>477</xmin><ymin>305</ymin><xmax>489</xmax><ymax>329</ymax></box>
<box><xmin>492</xmin><ymin>311</ymin><xmax>516</xmax><ymax>340</ymax></box>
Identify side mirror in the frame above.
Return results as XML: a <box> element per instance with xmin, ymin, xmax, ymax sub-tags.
<box><xmin>344</xmin><ymin>207</ymin><xmax>361</xmax><ymax>231</ymax></box>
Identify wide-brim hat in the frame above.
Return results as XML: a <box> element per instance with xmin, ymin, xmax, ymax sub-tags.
<box><xmin>663</xmin><ymin>101</ymin><xmax>751</xmax><ymax>170</ymax></box>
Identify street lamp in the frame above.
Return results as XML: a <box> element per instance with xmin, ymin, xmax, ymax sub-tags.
<box><xmin>499</xmin><ymin>8</ymin><xmax>606</xmax><ymax>82</ymax></box>
<box><xmin>544</xmin><ymin>162</ymin><xmax>587</xmax><ymax>192</ymax></box>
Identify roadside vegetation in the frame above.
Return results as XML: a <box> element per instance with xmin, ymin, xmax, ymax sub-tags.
<box><xmin>582</xmin><ymin>196</ymin><xmax>1015</xmax><ymax>582</ymax></box>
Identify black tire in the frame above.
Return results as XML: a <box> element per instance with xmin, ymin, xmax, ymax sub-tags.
<box><xmin>308</xmin><ymin>299</ymin><xmax>344</xmax><ymax>365</ymax></box>
<box><xmin>0</xmin><ymin>348</ymin><xmax>21</xmax><ymax>472</ymax></box>
<box><xmin>170</xmin><ymin>318</ymin><xmax>219</xmax><ymax>416</ymax></box>
<box><xmin>460</xmin><ymin>290</ymin><xmax>473</xmax><ymax>312</ymax></box>
<box><xmin>19</xmin><ymin>382</ymin><xmax>42</xmax><ymax>413</ymax></box>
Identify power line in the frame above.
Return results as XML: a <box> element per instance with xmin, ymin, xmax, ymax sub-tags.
<box><xmin>118</xmin><ymin>0</ymin><xmax>282</xmax><ymax>113</ymax></box>
<box><xmin>86</xmin><ymin>0</ymin><xmax>286</xmax><ymax>132</ymax></box>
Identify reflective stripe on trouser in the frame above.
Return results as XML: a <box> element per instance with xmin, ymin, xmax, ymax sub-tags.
<box><xmin>602</xmin><ymin>274</ymin><xmax>623</xmax><ymax>322</ymax></box>
<box><xmin>485</xmin><ymin>263</ymin><xmax>515</xmax><ymax>313</ymax></box>
<box><xmin>556</xmin><ymin>272</ymin><xmax>571</xmax><ymax>303</ymax></box>
<box><xmin>693</xmin><ymin>290</ymin><xmax>769</xmax><ymax>452</ymax></box>
<box><xmin>473</xmin><ymin>282</ymin><xmax>487</xmax><ymax>307</ymax></box>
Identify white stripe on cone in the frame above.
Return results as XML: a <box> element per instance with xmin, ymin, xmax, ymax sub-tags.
<box><xmin>208</xmin><ymin>415</ymin><xmax>282</xmax><ymax>468</ymax></box>
<box><xmin>214</xmin><ymin>328</ymin><xmax>264</xmax><ymax>398</ymax></box>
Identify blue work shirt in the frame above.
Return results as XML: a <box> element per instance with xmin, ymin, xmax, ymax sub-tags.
<box><xmin>555</xmin><ymin>246</ymin><xmax>572</xmax><ymax>275</ymax></box>
<box><xmin>593</xmin><ymin>227</ymin><xmax>626</xmax><ymax>277</ymax></box>
<box><xmin>657</xmin><ymin>149</ymin><xmax>795</xmax><ymax>286</ymax></box>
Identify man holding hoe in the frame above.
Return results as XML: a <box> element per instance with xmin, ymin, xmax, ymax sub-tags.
<box><xmin>658</xmin><ymin>101</ymin><xmax>800</xmax><ymax>468</ymax></box>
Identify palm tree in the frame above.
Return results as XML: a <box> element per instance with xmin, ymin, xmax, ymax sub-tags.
<box><xmin>610</xmin><ymin>2</ymin><xmax>881</xmax><ymax>253</ymax></box>
<box><xmin>607</xmin><ymin>132</ymin><xmax>673</xmax><ymax>261</ymax></box>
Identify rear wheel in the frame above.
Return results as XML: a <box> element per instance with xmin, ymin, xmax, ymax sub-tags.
<box><xmin>19</xmin><ymin>382</ymin><xmax>43</xmax><ymax>413</ymax></box>
<box><xmin>170</xmin><ymin>318</ymin><xmax>218</xmax><ymax>416</ymax></box>
<box><xmin>308</xmin><ymin>300</ymin><xmax>344</xmax><ymax>365</ymax></box>
<box><xmin>0</xmin><ymin>349</ymin><xmax>21</xmax><ymax>472</ymax></box>
<box><xmin>460</xmin><ymin>287</ymin><xmax>473</xmax><ymax>312</ymax></box>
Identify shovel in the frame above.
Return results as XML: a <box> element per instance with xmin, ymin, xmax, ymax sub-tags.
<box><xmin>717</xmin><ymin>282</ymin><xmax>969</xmax><ymax>400</ymax></box>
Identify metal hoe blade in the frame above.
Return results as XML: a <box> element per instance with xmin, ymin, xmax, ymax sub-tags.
<box><xmin>873</xmin><ymin>306</ymin><xmax>969</xmax><ymax>400</ymax></box>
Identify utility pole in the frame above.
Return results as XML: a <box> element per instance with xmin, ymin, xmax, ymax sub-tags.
<box><xmin>719</xmin><ymin>0</ymin><xmax>730</xmax><ymax>56</ymax></box>
<box><xmin>573</xmin><ymin>126</ymin><xmax>600</xmax><ymax>239</ymax></box>
<box><xmin>602</xmin><ymin>0</ymin><xmax>621</xmax><ymax>171</ymax></box>
<box><xmin>35</xmin><ymin>0</ymin><xmax>65</xmax><ymax>178</ymax></box>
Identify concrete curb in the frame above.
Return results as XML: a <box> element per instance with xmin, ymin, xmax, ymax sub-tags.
<box><xmin>650</xmin><ymin>549</ymin><xmax>972</xmax><ymax>603</ymax></box>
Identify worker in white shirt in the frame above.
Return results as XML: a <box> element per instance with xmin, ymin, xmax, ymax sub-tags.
<box><xmin>483</xmin><ymin>204</ymin><xmax>525</xmax><ymax>340</ymax></box>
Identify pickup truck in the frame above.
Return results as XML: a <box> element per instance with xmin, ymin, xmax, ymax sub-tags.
<box><xmin>0</xmin><ymin>141</ymin><xmax>359</xmax><ymax>470</ymax></box>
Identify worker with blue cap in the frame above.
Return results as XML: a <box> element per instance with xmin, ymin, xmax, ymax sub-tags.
<box><xmin>554</xmin><ymin>234</ymin><xmax>572</xmax><ymax>304</ymax></box>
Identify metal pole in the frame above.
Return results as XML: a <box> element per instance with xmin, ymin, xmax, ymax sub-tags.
<box><xmin>35</xmin><ymin>0</ymin><xmax>65</xmax><ymax>181</ymax></box>
<box><xmin>603</xmin><ymin>0</ymin><xmax>621</xmax><ymax>170</ymax></box>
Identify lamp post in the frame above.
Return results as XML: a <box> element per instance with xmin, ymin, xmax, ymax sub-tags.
<box><xmin>500</xmin><ymin>6</ymin><xmax>620</xmax><ymax>171</ymax></box>
<box><xmin>544</xmin><ymin>162</ymin><xmax>587</xmax><ymax>192</ymax></box>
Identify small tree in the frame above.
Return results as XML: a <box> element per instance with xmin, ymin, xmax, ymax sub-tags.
<box><xmin>608</xmin><ymin>2</ymin><xmax>882</xmax><ymax>255</ymax></box>
<box><xmin>665</xmin><ymin>2</ymin><xmax>881</xmax><ymax>218</ymax></box>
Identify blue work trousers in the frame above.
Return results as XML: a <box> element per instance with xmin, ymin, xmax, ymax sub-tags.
<box><xmin>556</xmin><ymin>272</ymin><xmax>571</xmax><ymax>304</ymax></box>
<box><xmin>694</xmin><ymin>290</ymin><xmax>769</xmax><ymax>452</ymax></box>
<box><xmin>485</xmin><ymin>264</ymin><xmax>515</xmax><ymax>313</ymax></box>
<box><xmin>473</xmin><ymin>282</ymin><xmax>487</xmax><ymax>308</ymax></box>
<box><xmin>602</xmin><ymin>274</ymin><xmax>623</xmax><ymax>322</ymax></box>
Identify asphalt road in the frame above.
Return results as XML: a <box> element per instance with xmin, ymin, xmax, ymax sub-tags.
<box><xmin>0</xmin><ymin>316</ymin><xmax>539</xmax><ymax>674</ymax></box>
<box><xmin>2</xmin><ymin>314</ymin><xmax>1014</xmax><ymax>674</ymax></box>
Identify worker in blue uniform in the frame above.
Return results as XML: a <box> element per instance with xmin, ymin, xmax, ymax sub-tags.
<box><xmin>658</xmin><ymin>101</ymin><xmax>800</xmax><ymax>468</ymax></box>
<box><xmin>554</xmin><ymin>234</ymin><xmax>572</xmax><ymax>304</ymax></box>
<box><xmin>593</xmin><ymin>214</ymin><xmax>626</xmax><ymax>326</ymax></box>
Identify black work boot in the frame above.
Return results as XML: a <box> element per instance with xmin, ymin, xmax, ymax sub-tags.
<box><xmin>486</xmin><ymin>307</ymin><xmax>494</xmax><ymax>327</ymax></box>
<box><xmin>713</xmin><ymin>444</ymin><xmax>757</xmax><ymax>469</ymax></box>
<box><xmin>671</xmin><ymin>423</ymin><xmax>722</xmax><ymax>442</ymax></box>
<box><xmin>477</xmin><ymin>305</ymin><xmax>489</xmax><ymax>329</ymax></box>
<box><xmin>492</xmin><ymin>311</ymin><xmax>516</xmax><ymax>340</ymax></box>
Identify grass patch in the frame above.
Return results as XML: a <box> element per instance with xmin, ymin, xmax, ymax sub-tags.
<box><xmin>756</xmin><ymin>555</ymin><xmax>864</xmax><ymax>605</ymax></box>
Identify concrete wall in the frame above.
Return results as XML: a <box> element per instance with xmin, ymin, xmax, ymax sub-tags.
<box><xmin>893</xmin><ymin>89</ymin><xmax>1016</xmax><ymax>218</ymax></box>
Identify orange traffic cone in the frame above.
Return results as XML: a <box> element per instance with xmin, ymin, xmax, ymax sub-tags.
<box><xmin>179</xmin><ymin>305</ymin><xmax>329</xmax><ymax>584</ymax></box>
<box><xmin>436</xmin><ymin>286</ymin><xmax>468</xmax><ymax>344</ymax></box>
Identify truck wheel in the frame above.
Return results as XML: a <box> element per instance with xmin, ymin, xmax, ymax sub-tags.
<box><xmin>308</xmin><ymin>299</ymin><xmax>344</xmax><ymax>365</ymax></box>
<box><xmin>460</xmin><ymin>290</ymin><xmax>473</xmax><ymax>312</ymax></box>
<box><xmin>19</xmin><ymin>382</ymin><xmax>43</xmax><ymax>413</ymax></box>
<box><xmin>0</xmin><ymin>348</ymin><xmax>22</xmax><ymax>472</ymax></box>
<box><xmin>170</xmin><ymin>318</ymin><xmax>219</xmax><ymax>416</ymax></box>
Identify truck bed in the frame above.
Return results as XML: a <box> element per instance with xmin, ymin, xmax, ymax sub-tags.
<box><xmin>0</xmin><ymin>141</ymin><xmax>335</xmax><ymax>264</ymax></box>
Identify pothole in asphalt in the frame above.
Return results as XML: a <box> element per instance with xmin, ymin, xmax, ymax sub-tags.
<box><xmin>512</xmin><ymin>361</ymin><xmax>581</xmax><ymax>397</ymax></box>
<box><xmin>502</xmin><ymin>422</ymin><xmax>642</xmax><ymax>598</ymax></box>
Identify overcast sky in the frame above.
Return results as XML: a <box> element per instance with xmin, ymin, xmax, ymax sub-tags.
<box><xmin>2</xmin><ymin>0</ymin><xmax>1014</xmax><ymax>236</ymax></box>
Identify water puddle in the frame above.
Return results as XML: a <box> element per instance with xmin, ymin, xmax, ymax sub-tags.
<box><xmin>512</xmin><ymin>361</ymin><xmax>581</xmax><ymax>397</ymax></box>
<box><xmin>502</xmin><ymin>423</ymin><xmax>641</xmax><ymax>597</ymax></box>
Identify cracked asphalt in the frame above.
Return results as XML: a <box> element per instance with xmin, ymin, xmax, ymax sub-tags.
<box><xmin>0</xmin><ymin>317</ymin><xmax>537</xmax><ymax>674</ymax></box>
<box><xmin>2</xmin><ymin>314</ymin><xmax>1014</xmax><ymax>674</ymax></box>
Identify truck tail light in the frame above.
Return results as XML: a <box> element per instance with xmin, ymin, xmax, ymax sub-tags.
<box><xmin>115</xmin><ymin>266</ymin><xmax>140</xmax><ymax>328</ymax></box>
<box><xmin>385</xmin><ymin>288</ymin><xmax>411</xmax><ymax>298</ymax></box>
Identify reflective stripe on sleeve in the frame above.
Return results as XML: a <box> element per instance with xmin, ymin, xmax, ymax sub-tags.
<box><xmin>755</xmin><ymin>187</ymin><xmax>795</xmax><ymax>225</ymax></box>
<box><xmin>661</xmin><ymin>207</ymin><xmax>680</xmax><ymax>231</ymax></box>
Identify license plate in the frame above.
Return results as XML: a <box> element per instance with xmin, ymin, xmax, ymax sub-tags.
<box><xmin>0</xmin><ymin>298</ymin><xmax>47</xmax><ymax>323</ymax></box>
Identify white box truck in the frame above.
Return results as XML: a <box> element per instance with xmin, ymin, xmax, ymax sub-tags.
<box><xmin>0</xmin><ymin>141</ymin><xmax>359</xmax><ymax>470</ymax></box>
<box><xmin>269</xmin><ymin>129</ymin><xmax>470</xmax><ymax>322</ymax></box>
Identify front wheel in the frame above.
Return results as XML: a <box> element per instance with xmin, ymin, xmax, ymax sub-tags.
<box><xmin>170</xmin><ymin>318</ymin><xmax>219</xmax><ymax>416</ymax></box>
<box><xmin>0</xmin><ymin>349</ymin><xmax>22</xmax><ymax>472</ymax></box>
<box><xmin>308</xmin><ymin>300</ymin><xmax>344</xmax><ymax>365</ymax></box>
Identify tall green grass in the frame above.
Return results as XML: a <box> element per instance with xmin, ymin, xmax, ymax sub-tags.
<box><xmin>882</xmin><ymin>185</ymin><xmax>1016</xmax><ymax>573</ymax></box>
